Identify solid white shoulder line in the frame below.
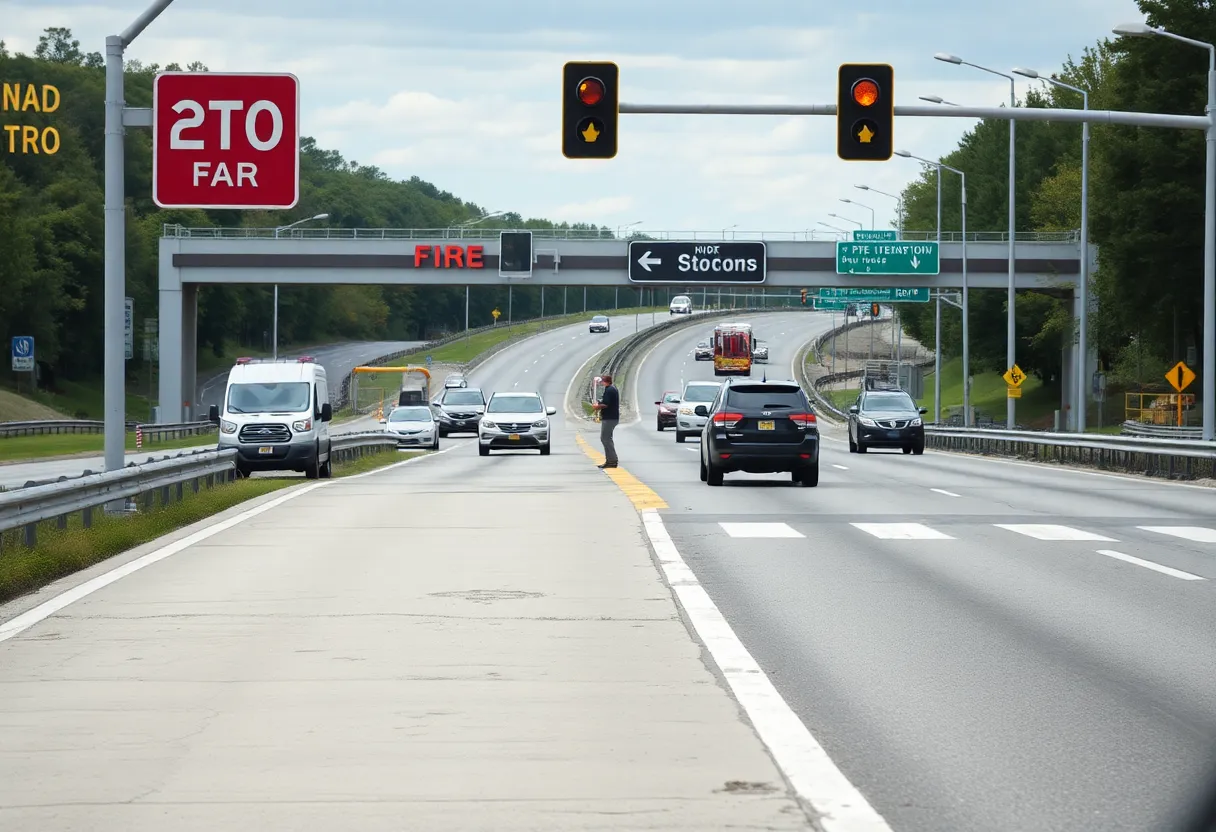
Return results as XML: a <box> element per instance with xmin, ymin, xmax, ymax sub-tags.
<box><xmin>639</xmin><ymin>509</ymin><xmax>893</xmax><ymax>832</ymax></box>
<box><xmin>0</xmin><ymin>446</ymin><xmax>457</xmax><ymax>644</ymax></box>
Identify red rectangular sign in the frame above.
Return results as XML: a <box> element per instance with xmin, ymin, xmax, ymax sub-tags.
<box><xmin>153</xmin><ymin>72</ymin><xmax>300</xmax><ymax>210</ymax></box>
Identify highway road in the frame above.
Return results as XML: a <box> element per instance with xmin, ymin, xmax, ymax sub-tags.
<box><xmin>616</xmin><ymin>309</ymin><xmax>1216</xmax><ymax>831</ymax></box>
<box><xmin>0</xmin><ymin>309</ymin><xmax>825</xmax><ymax>831</ymax></box>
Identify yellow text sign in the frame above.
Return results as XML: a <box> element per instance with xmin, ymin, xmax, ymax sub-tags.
<box><xmin>1</xmin><ymin>82</ymin><xmax>63</xmax><ymax>156</ymax></box>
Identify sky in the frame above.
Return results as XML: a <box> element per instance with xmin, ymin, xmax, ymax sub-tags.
<box><xmin>2</xmin><ymin>0</ymin><xmax>1143</xmax><ymax>236</ymax></box>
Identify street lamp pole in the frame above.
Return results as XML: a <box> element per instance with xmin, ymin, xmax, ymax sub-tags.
<box><xmin>936</xmin><ymin>53</ymin><xmax>1018</xmax><ymax>428</ymax></box>
<box><xmin>828</xmin><ymin>213</ymin><xmax>864</xmax><ymax>229</ymax></box>
<box><xmin>1113</xmin><ymin>21</ymin><xmax>1216</xmax><ymax>440</ymax></box>
<box><xmin>839</xmin><ymin>198</ymin><xmax>875</xmax><ymax>229</ymax></box>
<box><xmin>272</xmin><ymin>213</ymin><xmax>330</xmax><ymax>359</ymax></box>
<box><xmin>1014</xmin><ymin>67</ymin><xmax>1091</xmax><ymax>432</ymax></box>
<box><xmin>854</xmin><ymin>185</ymin><xmax>903</xmax><ymax>236</ymax></box>
<box><xmin>818</xmin><ymin>221</ymin><xmax>849</xmax><ymax>235</ymax></box>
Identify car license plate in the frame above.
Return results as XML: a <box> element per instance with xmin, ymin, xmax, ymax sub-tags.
<box><xmin>258</xmin><ymin>446</ymin><xmax>273</xmax><ymax>455</ymax></box>
<box><xmin>888</xmin><ymin>430</ymin><xmax>901</xmax><ymax>438</ymax></box>
<box><xmin>509</xmin><ymin>434</ymin><xmax>520</xmax><ymax>441</ymax></box>
<box><xmin>759</xmin><ymin>420</ymin><xmax>775</xmax><ymax>431</ymax></box>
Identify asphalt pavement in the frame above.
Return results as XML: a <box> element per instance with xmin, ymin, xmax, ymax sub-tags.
<box><xmin>0</xmin><ymin>309</ymin><xmax>819</xmax><ymax>831</ymax></box>
<box><xmin>604</xmin><ymin>309</ymin><xmax>1216</xmax><ymax>831</ymax></box>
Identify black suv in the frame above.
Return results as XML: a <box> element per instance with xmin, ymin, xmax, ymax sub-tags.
<box><xmin>847</xmin><ymin>389</ymin><xmax>927</xmax><ymax>454</ymax></box>
<box><xmin>695</xmin><ymin>379</ymin><xmax>820</xmax><ymax>487</ymax></box>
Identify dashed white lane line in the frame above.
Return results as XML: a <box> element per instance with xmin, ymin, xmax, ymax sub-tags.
<box><xmin>853</xmin><ymin>522</ymin><xmax>954</xmax><ymax>540</ymax></box>
<box><xmin>719</xmin><ymin>522</ymin><xmax>805</xmax><ymax>539</ymax></box>
<box><xmin>832</xmin><ymin>464</ymin><xmax>849</xmax><ymax>470</ymax></box>
<box><xmin>1095</xmin><ymin>550</ymin><xmax>1205</xmax><ymax>581</ymax></box>
<box><xmin>641</xmin><ymin>510</ymin><xmax>893</xmax><ymax>832</ymax></box>
<box><xmin>995</xmin><ymin>524</ymin><xmax>1116</xmax><ymax>542</ymax></box>
<box><xmin>930</xmin><ymin>488</ymin><xmax>960</xmax><ymax>497</ymax></box>
<box><xmin>1138</xmin><ymin>526</ymin><xmax>1216</xmax><ymax>543</ymax></box>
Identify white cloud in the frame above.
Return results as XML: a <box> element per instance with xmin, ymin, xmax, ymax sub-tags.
<box><xmin>2</xmin><ymin>0</ymin><xmax>1142</xmax><ymax>232</ymax></box>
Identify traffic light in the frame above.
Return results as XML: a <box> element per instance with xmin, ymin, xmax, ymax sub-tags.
<box><xmin>837</xmin><ymin>63</ymin><xmax>894</xmax><ymax>161</ymax></box>
<box><xmin>562</xmin><ymin>61</ymin><xmax>619</xmax><ymax>159</ymax></box>
<box><xmin>871</xmin><ymin>302</ymin><xmax>881</xmax><ymax>317</ymax></box>
<box><xmin>800</xmin><ymin>289</ymin><xmax>808</xmax><ymax>305</ymax></box>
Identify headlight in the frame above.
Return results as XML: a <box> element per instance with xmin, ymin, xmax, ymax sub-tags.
<box><xmin>220</xmin><ymin>419</ymin><xmax>237</xmax><ymax>434</ymax></box>
<box><xmin>910</xmin><ymin>417</ymin><xmax>923</xmax><ymax>426</ymax></box>
<box><xmin>859</xmin><ymin>417</ymin><xmax>877</xmax><ymax>427</ymax></box>
<box><xmin>482</xmin><ymin>420</ymin><xmax>497</xmax><ymax>429</ymax></box>
<box><xmin>532</xmin><ymin>419</ymin><xmax>548</xmax><ymax>428</ymax></box>
<box><xmin>292</xmin><ymin>418</ymin><xmax>312</xmax><ymax>432</ymax></box>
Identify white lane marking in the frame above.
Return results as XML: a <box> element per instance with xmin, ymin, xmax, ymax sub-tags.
<box><xmin>1138</xmin><ymin>526</ymin><xmax>1216</xmax><ymax>543</ymax></box>
<box><xmin>1095</xmin><ymin>549</ymin><xmax>1205</xmax><ymax>581</ymax></box>
<box><xmin>0</xmin><ymin>446</ymin><xmax>459</xmax><ymax>644</ymax></box>
<box><xmin>852</xmin><ymin>522</ymin><xmax>954</xmax><ymax>540</ymax></box>
<box><xmin>719</xmin><ymin>522</ymin><xmax>805</xmax><ymax>539</ymax></box>
<box><xmin>994</xmin><ymin>524</ymin><xmax>1116</xmax><ymax>542</ymax></box>
<box><xmin>930</xmin><ymin>488</ymin><xmax>960</xmax><ymax>497</ymax></box>
<box><xmin>641</xmin><ymin>511</ymin><xmax>892</xmax><ymax>831</ymax></box>
<box><xmin>832</xmin><ymin>464</ymin><xmax>849</xmax><ymax>470</ymax></box>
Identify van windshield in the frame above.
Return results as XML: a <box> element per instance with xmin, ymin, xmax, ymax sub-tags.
<box><xmin>227</xmin><ymin>382</ymin><xmax>312</xmax><ymax>414</ymax></box>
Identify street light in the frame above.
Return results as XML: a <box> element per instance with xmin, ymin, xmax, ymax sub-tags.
<box><xmin>272</xmin><ymin>213</ymin><xmax>330</xmax><ymax>360</ymax></box>
<box><xmin>617</xmin><ymin>220</ymin><xmax>644</xmax><ymax>237</ymax></box>
<box><xmin>1014</xmin><ymin>65</ymin><xmax>1091</xmax><ymax>432</ymax></box>
<box><xmin>896</xmin><ymin>149</ymin><xmax>970</xmax><ymax>426</ymax></box>
<box><xmin>828</xmin><ymin>213</ymin><xmax>864</xmax><ymax>229</ymax></box>
<box><xmin>723</xmin><ymin>224</ymin><xmax>738</xmax><ymax>238</ymax></box>
<box><xmin>936</xmin><ymin>51</ymin><xmax>1018</xmax><ymax>429</ymax></box>
<box><xmin>855</xmin><ymin>185</ymin><xmax>903</xmax><ymax>236</ymax></box>
<box><xmin>818</xmin><ymin>221</ymin><xmax>849</xmax><ymax>235</ymax></box>
<box><xmin>839</xmin><ymin>198</ymin><xmax>876</xmax><ymax>229</ymax></box>
<box><xmin>1112</xmin><ymin>22</ymin><xmax>1216</xmax><ymax>441</ymax></box>
<box><xmin>456</xmin><ymin>210</ymin><xmax>505</xmax><ymax>230</ymax></box>
<box><xmin>919</xmin><ymin>94</ymin><xmax>962</xmax><ymax>106</ymax></box>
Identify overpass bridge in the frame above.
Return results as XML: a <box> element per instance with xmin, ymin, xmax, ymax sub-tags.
<box><xmin>157</xmin><ymin>226</ymin><xmax>1096</xmax><ymax>422</ymax></box>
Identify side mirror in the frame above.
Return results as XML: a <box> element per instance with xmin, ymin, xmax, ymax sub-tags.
<box><xmin>918</xmin><ymin>407</ymin><xmax>928</xmax><ymax>415</ymax></box>
<box><xmin>321</xmin><ymin>402</ymin><xmax>333</xmax><ymax>422</ymax></box>
<box><xmin>546</xmin><ymin>406</ymin><xmax>557</xmax><ymax>415</ymax></box>
<box><xmin>208</xmin><ymin>404</ymin><xmax>220</xmax><ymax>424</ymax></box>
<box><xmin>848</xmin><ymin>405</ymin><xmax>859</xmax><ymax>414</ymax></box>
<box><xmin>655</xmin><ymin>401</ymin><xmax>662</xmax><ymax>406</ymax></box>
<box><xmin>694</xmin><ymin>405</ymin><xmax>708</xmax><ymax>417</ymax></box>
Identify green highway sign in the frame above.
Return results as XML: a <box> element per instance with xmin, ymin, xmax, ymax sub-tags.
<box><xmin>852</xmin><ymin>229</ymin><xmax>898</xmax><ymax>242</ymax></box>
<box><xmin>819</xmin><ymin>287</ymin><xmax>930</xmax><ymax>303</ymax></box>
<box><xmin>813</xmin><ymin>298</ymin><xmax>850</xmax><ymax>311</ymax></box>
<box><xmin>836</xmin><ymin>240</ymin><xmax>940</xmax><ymax>275</ymax></box>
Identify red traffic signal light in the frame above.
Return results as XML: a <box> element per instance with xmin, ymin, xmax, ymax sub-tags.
<box><xmin>577</xmin><ymin>77</ymin><xmax>605</xmax><ymax>106</ymax></box>
<box><xmin>837</xmin><ymin>63</ymin><xmax>894</xmax><ymax>162</ymax></box>
<box><xmin>562</xmin><ymin>61</ymin><xmax>619</xmax><ymax>160</ymax></box>
<box><xmin>871</xmin><ymin>302</ymin><xmax>881</xmax><ymax>317</ymax></box>
<box><xmin>800</xmin><ymin>289</ymin><xmax>808</xmax><ymax>305</ymax></box>
<box><xmin>852</xmin><ymin>79</ymin><xmax>880</xmax><ymax>107</ymax></box>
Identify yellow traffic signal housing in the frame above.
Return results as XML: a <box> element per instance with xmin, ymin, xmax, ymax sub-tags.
<box><xmin>837</xmin><ymin>63</ymin><xmax>894</xmax><ymax>161</ymax></box>
<box><xmin>562</xmin><ymin>61</ymin><xmax>619</xmax><ymax>159</ymax></box>
<box><xmin>871</xmin><ymin>302</ymin><xmax>881</xmax><ymax>317</ymax></box>
<box><xmin>800</xmin><ymin>289</ymin><xmax>808</xmax><ymax>305</ymax></box>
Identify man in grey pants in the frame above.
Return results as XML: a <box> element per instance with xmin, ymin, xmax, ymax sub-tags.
<box><xmin>593</xmin><ymin>374</ymin><xmax>620</xmax><ymax>469</ymax></box>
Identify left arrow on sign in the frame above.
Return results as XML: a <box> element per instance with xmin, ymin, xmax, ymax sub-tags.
<box><xmin>637</xmin><ymin>251</ymin><xmax>662</xmax><ymax>272</ymax></box>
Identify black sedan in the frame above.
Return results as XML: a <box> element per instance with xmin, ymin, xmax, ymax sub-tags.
<box><xmin>847</xmin><ymin>389</ymin><xmax>927</xmax><ymax>454</ymax></box>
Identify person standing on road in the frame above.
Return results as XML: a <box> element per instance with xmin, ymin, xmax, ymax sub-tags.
<box><xmin>593</xmin><ymin>374</ymin><xmax>620</xmax><ymax>468</ymax></box>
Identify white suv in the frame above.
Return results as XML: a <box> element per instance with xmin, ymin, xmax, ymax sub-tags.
<box><xmin>674</xmin><ymin>380</ymin><xmax>722</xmax><ymax>443</ymax></box>
<box><xmin>479</xmin><ymin>392</ymin><xmax>556</xmax><ymax>456</ymax></box>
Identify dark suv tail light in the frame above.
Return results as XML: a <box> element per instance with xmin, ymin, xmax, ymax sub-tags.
<box><xmin>788</xmin><ymin>413</ymin><xmax>817</xmax><ymax>428</ymax></box>
<box><xmin>711</xmin><ymin>411</ymin><xmax>743</xmax><ymax>428</ymax></box>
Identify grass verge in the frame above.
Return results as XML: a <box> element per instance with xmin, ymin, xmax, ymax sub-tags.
<box><xmin>0</xmin><ymin>446</ymin><xmax>423</xmax><ymax>605</ymax></box>
<box><xmin>920</xmin><ymin>357</ymin><xmax>1060</xmax><ymax>427</ymax></box>
<box><xmin>0</xmin><ymin>431</ymin><xmax>216</xmax><ymax>464</ymax></box>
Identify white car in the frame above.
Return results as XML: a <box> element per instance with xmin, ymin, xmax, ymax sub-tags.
<box><xmin>381</xmin><ymin>405</ymin><xmax>439</xmax><ymax>449</ymax></box>
<box><xmin>753</xmin><ymin>343</ymin><xmax>769</xmax><ymax>363</ymax></box>
<box><xmin>674</xmin><ymin>380</ymin><xmax>722</xmax><ymax>443</ymax></box>
<box><xmin>669</xmin><ymin>295</ymin><xmax>693</xmax><ymax>315</ymax></box>
<box><xmin>479</xmin><ymin>391</ymin><xmax>557</xmax><ymax>456</ymax></box>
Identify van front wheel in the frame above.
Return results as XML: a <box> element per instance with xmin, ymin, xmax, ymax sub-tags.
<box><xmin>305</xmin><ymin>447</ymin><xmax>321</xmax><ymax>479</ymax></box>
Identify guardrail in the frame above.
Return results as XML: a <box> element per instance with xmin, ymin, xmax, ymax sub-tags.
<box><xmin>1120</xmin><ymin>420</ymin><xmax>1203</xmax><ymax>439</ymax></box>
<box><xmin>924</xmin><ymin>426</ymin><xmax>1216</xmax><ymax>481</ymax></box>
<box><xmin>0</xmin><ymin>419</ymin><xmax>217</xmax><ymax>440</ymax></box>
<box><xmin>0</xmin><ymin>432</ymin><xmax>404</xmax><ymax>548</ymax></box>
<box><xmin>162</xmin><ymin>224</ymin><xmax>1079</xmax><ymax>244</ymax></box>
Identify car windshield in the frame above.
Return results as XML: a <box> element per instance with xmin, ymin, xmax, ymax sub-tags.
<box><xmin>592</xmin><ymin>316</ymin><xmax>608</xmax><ymax>322</ymax></box>
<box><xmin>865</xmin><ymin>393</ymin><xmax>917</xmax><ymax>412</ymax></box>
<box><xmin>662</xmin><ymin>392</ymin><xmax>681</xmax><ymax>404</ymax></box>
<box><xmin>682</xmin><ymin>384</ymin><xmax>719</xmax><ymax>403</ymax></box>
<box><xmin>442</xmin><ymin>391</ymin><xmax>483</xmax><ymax>406</ymax></box>
<box><xmin>697</xmin><ymin>341</ymin><xmax>709</xmax><ymax>348</ymax></box>
<box><xmin>390</xmin><ymin>407</ymin><xmax>431</xmax><ymax>422</ymax></box>
<box><xmin>227</xmin><ymin>381</ymin><xmax>311</xmax><ymax>414</ymax></box>
<box><xmin>488</xmin><ymin>395</ymin><xmax>542</xmax><ymax>413</ymax></box>
<box><xmin>726</xmin><ymin>384</ymin><xmax>804</xmax><ymax>410</ymax></box>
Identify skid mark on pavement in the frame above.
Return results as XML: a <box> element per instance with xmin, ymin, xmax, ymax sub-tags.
<box><xmin>575</xmin><ymin>434</ymin><xmax>668</xmax><ymax>511</ymax></box>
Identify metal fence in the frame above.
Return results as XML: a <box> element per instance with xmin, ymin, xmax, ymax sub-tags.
<box><xmin>0</xmin><ymin>431</ymin><xmax>404</xmax><ymax>548</ymax></box>
<box><xmin>161</xmin><ymin>224</ymin><xmax>1079</xmax><ymax>244</ymax></box>
<box><xmin>0</xmin><ymin>419</ymin><xmax>216</xmax><ymax>440</ymax></box>
<box><xmin>1120</xmin><ymin>421</ymin><xmax>1203</xmax><ymax>439</ymax></box>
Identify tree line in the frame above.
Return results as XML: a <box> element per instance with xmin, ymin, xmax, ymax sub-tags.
<box><xmin>894</xmin><ymin>0</ymin><xmax>1209</xmax><ymax>402</ymax></box>
<box><xmin>0</xmin><ymin>28</ymin><xmax>630</xmax><ymax>387</ymax></box>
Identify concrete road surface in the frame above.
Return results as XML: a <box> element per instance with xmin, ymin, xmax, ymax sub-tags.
<box><xmin>0</xmin><ymin>308</ymin><xmax>819</xmax><ymax>830</ymax></box>
<box><xmin>604</xmin><ymin>309</ymin><xmax>1216</xmax><ymax>831</ymax></box>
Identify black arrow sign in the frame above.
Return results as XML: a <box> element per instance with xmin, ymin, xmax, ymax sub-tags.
<box><xmin>627</xmin><ymin>241</ymin><xmax>767</xmax><ymax>284</ymax></box>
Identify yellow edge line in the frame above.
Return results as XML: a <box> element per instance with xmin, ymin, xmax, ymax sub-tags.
<box><xmin>575</xmin><ymin>434</ymin><xmax>669</xmax><ymax>511</ymax></box>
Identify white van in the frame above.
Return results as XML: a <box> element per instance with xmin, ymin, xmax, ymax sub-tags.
<box><xmin>209</xmin><ymin>356</ymin><xmax>334</xmax><ymax>479</ymax></box>
<box><xmin>670</xmin><ymin>295</ymin><xmax>693</xmax><ymax>315</ymax></box>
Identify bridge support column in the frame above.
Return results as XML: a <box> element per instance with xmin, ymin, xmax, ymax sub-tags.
<box><xmin>181</xmin><ymin>284</ymin><xmax>198</xmax><ymax>421</ymax></box>
<box><xmin>1060</xmin><ymin>288</ymin><xmax>1080</xmax><ymax>431</ymax></box>
<box><xmin>158</xmin><ymin>284</ymin><xmax>184</xmax><ymax>424</ymax></box>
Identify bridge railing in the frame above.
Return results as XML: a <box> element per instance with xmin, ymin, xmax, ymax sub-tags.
<box><xmin>161</xmin><ymin>224</ymin><xmax>1079</xmax><ymax>244</ymax></box>
<box><xmin>0</xmin><ymin>419</ymin><xmax>217</xmax><ymax>440</ymax></box>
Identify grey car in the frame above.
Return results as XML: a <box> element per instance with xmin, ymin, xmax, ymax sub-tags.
<box><xmin>431</xmin><ymin>387</ymin><xmax>486</xmax><ymax>436</ymax></box>
<box><xmin>847</xmin><ymin>389</ymin><xmax>927</xmax><ymax>454</ymax></box>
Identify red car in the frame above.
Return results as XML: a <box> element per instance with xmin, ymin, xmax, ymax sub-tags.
<box><xmin>655</xmin><ymin>390</ymin><xmax>681</xmax><ymax>430</ymax></box>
